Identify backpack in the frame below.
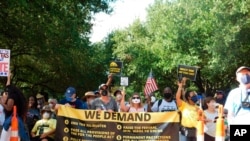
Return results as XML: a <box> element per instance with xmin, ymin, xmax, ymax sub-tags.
<box><xmin>157</xmin><ymin>99</ymin><xmax>177</xmax><ymax>111</ymax></box>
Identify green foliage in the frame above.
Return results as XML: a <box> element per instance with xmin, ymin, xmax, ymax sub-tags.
<box><xmin>109</xmin><ymin>0</ymin><xmax>250</xmax><ymax>96</ymax></box>
<box><xmin>0</xmin><ymin>0</ymin><xmax>116</xmax><ymax>97</ymax></box>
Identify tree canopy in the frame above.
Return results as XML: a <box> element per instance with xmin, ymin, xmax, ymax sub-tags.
<box><xmin>1</xmin><ymin>0</ymin><xmax>250</xmax><ymax>98</ymax></box>
<box><xmin>110</xmin><ymin>0</ymin><xmax>250</xmax><ymax>96</ymax></box>
<box><xmin>0</xmin><ymin>0</ymin><xmax>116</xmax><ymax>97</ymax></box>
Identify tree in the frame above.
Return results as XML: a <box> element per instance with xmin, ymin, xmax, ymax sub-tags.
<box><xmin>110</xmin><ymin>0</ymin><xmax>250</xmax><ymax>96</ymax></box>
<box><xmin>0</xmin><ymin>0</ymin><xmax>116</xmax><ymax>96</ymax></box>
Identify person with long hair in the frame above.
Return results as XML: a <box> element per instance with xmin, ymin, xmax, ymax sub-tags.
<box><xmin>0</xmin><ymin>72</ymin><xmax>29</xmax><ymax>141</ymax></box>
<box><xmin>26</xmin><ymin>95</ymin><xmax>41</xmax><ymax>134</ymax></box>
<box><xmin>120</xmin><ymin>91</ymin><xmax>145</xmax><ymax>112</ymax></box>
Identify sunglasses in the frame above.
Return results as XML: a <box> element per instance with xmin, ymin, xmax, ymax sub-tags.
<box><xmin>132</xmin><ymin>97</ymin><xmax>140</xmax><ymax>99</ymax></box>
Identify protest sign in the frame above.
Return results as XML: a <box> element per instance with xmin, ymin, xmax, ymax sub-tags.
<box><xmin>55</xmin><ymin>105</ymin><xmax>180</xmax><ymax>141</ymax></box>
<box><xmin>109</xmin><ymin>61</ymin><xmax>123</xmax><ymax>76</ymax></box>
<box><xmin>0</xmin><ymin>49</ymin><xmax>10</xmax><ymax>77</ymax></box>
<box><xmin>177</xmin><ymin>65</ymin><xmax>199</xmax><ymax>81</ymax></box>
<box><xmin>120</xmin><ymin>77</ymin><xmax>128</xmax><ymax>86</ymax></box>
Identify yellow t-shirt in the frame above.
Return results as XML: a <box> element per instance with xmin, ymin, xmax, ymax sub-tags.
<box><xmin>179</xmin><ymin>100</ymin><xmax>200</xmax><ymax>128</ymax></box>
<box><xmin>32</xmin><ymin>118</ymin><xmax>57</xmax><ymax>138</ymax></box>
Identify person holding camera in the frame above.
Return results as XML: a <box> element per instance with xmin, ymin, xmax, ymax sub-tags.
<box><xmin>90</xmin><ymin>84</ymin><xmax>118</xmax><ymax>112</ymax></box>
<box><xmin>224</xmin><ymin>66</ymin><xmax>250</xmax><ymax>125</ymax></box>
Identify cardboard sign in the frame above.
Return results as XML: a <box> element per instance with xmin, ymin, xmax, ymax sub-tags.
<box><xmin>120</xmin><ymin>77</ymin><xmax>128</xmax><ymax>86</ymax></box>
<box><xmin>0</xmin><ymin>49</ymin><xmax>10</xmax><ymax>77</ymax></box>
<box><xmin>177</xmin><ymin>65</ymin><xmax>199</xmax><ymax>81</ymax></box>
<box><xmin>109</xmin><ymin>61</ymin><xmax>123</xmax><ymax>75</ymax></box>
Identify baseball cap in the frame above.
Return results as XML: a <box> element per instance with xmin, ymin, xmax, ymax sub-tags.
<box><xmin>64</xmin><ymin>87</ymin><xmax>76</xmax><ymax>97</ymax></box>
<box><xmin>98</xmin><ymin>83</ymin><xmax>108</xmax><ymax>90</ymax></box>
<box><xmin>41</xmin><ymin>105</ymin><xmax>52</xmax><ymax>113</ymax></box>
<box><xmin>236</xmin><ymin>66</ymin><xmax>250</xmax><ymax>74</ymax></box>
<box><xmin>216</xmin><ymin>90</ymin><xmax>224</xmax><ymax>95</ymax></box>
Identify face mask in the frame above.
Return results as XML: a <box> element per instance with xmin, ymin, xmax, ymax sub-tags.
<box><xmin>49</xmin><ymin>104</ymin><xmax>54</xmax><ymax>108</ymax></box>
<box><xmin>43</xmin><ymin>112</ymin><xmax>50</xmax><ymax>119</ymax></box>
<box><xmin>101</xmin><ymin>90</ymin><xmax>108</xmax><ymax>96</ymax></box>
<box><xmin>132</xmin><ymin>99</ymin><xmax>140</xmax><ymax>104</ymax></box>
<box><xmin>116</xmin><ymin>95</ymin><xmax>122</xmax><ymax>100</ymax></box>
<box><xmin>88</xmin><ymin>99</ymin><xmax>94</xmax><ymax>105</ymax></box>
<box><xmin>151</xmin><ymin>96</ymin><xmax>156</xmax><ymax>103</ymax></box>
<box><xmin>163</xmin><ymin>93</ymin><xmax>172</xmax><ymax>99</ymax></box>
<box><xmin>240</xmin><ymin>74</ymin><xmax>250</xmax><ymax>84</ymax></box>
<box><xmin>66</xmin><ymin>97</ymin><xmax>73</xmax><ymax>102</ymax></box>
<box><xmin>190</xmin><ymin>95</ymin><xmax>198</xmax><ymax>103</ymax></box>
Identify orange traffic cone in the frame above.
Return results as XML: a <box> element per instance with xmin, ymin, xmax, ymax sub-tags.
<box><xmin>215</xmin><ymin>105</ymin><xmax>225</xmax><ymax>141</ymax></box>
<box><xmin>197</xmin><ymin>109</ymin><xmax>204</xmax><ymax>141</ymax></box>
<box><xmin>10</xmin><ymin>106</ymin><xmax>19</xmax><ymax>141</ymax></box>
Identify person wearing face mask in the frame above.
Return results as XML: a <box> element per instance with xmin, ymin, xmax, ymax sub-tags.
<box><xmin>90</xmin><ymin>86</ymin><xmax>118</xmax><ymax>112</ymax></box>
<box><xmin>148</xmin><ymin>87</ymin><xmax>178</xmax><ymax>112</ymax></box>
<box><xmin>203</xmin><ymin>97</ymin><xmax>218</xmax><ymax>141</ymax></box>
<box><xmin>214</xmin><ymin>90</ymin><xmax>226</xmax><ymax>106</ymax></box>
<box><xmin>120</xmin><ymin>91</ymin><xmax>145</xmax><ymax>112</ymax></box>
<box><xmin>58</xmin><ymin>87</ymin><xmax>87</xmax><ymax>109</ymax></box>
<box><xmin>176</xmin><ymin>77</ymin><xmax>201</xmax><ymax>141</ymax></box>
<box><xmin>30</xmin><ymin>105</ymin><xmax>57</xmax><ymax>141</ymax></box>
<box><xmin>81</xmin><ymin>91</ymin><xmax>97</xmax><ymax>109</ymax></box>
<box><xmin>48</xmin><ymin>98</ymin><xmax>58</xmax><ymax>119</ymax></box>
<box><xmin>224</xmin><ymin>66</ymin><xmax>250</xmax><ymax>125</ymax></box>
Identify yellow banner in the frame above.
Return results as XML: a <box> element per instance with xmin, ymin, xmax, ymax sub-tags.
<box><xmin>55</xmin><ymin>105</ymin><xmax>180</xmax><ymax>141</ymax></box>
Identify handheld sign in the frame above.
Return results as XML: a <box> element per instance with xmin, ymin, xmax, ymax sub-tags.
<box><xmin>177</xmin><ymin>65</ymin><xmax>199</xmax><ymax>81</ymax></box>
<box><xmin>0</xmin><ymin>49</ymin><xmax>10</xmax><ymax>77</ymax></box>
<box><xmin>120</xmin><ymin>77</ymin><xmax>128</xmax><ymax>86</ymax></box>
<box><xmin>109</xmin><ymin>61</ymin><xmax>123</xmax><ymax>76</ymax></box>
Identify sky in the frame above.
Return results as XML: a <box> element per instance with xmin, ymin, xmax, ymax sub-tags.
<box><xmin>90</xmin><ymin>0</ymin><xmax>154</xmax><ymax>43</ymax></box>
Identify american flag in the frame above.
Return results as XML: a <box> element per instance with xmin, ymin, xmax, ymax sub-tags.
<box><xmin>144</xmin><ymin>70</ymin><xmax>158</xmax><ymax>96</ymax></box>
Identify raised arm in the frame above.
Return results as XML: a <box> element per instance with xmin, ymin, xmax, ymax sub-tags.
<box><xmin>6</xmin><ymin>72</ymin><xmax>11</xmax><ymax>86</ymax></box>
<box><xmin>175</xmin><ymin>77</ymin><xmax>186</xmax><ymax>107</ymax></box>
<box><xmin>106</xmin><ymin>74</ymin><xmax>113</xmax><ymax>87</ymax></box>
<box><xmin>120</xmin><ymin>90</ymin><xmax>130</xmax><ymax>112</ymax></box>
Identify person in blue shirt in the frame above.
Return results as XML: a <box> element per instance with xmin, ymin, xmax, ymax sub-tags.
<box><xmin>59</xmin><ymin>87</ymin><xmax>87</xmax><ymax>109</ymax></box>
<box><xmin>224</xmin><ymin>66</ymin><xmax>250</xmax><ymax>125</ymax></box>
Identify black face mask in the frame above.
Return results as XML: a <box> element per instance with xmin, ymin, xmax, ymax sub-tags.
<box><xmin>190</xmin><ymin>95</ymin><xmax>198</xmax><ymax>103</ymax></box>
<box><xmin>101</xmin><ymin>90</ymin><xmax>108</xmax><ymax>96</ymax></box>
<box><xmin>163</xmin><ymin>93</ymin><xmax>172</xmax><ymax>99</ymax></box>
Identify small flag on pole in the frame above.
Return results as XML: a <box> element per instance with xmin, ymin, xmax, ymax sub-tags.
<box><xmin>144</xmin><ymin>70</ymin><xmax>158</xmax><ymax>96</ymax></box>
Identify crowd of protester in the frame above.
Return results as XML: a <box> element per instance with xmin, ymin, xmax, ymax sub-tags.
<box><xmin>2</xmin><ymin>67</ymin><xmax>248</xmax><ymax>141</ymax></box>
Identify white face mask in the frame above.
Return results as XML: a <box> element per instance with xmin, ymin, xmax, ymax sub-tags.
<box><xmin>43</xmin><ymin>112</ymin><xmax>50</xmax><ymax>119</ymax></box>
<box><xmin>116</xmin><ymin>95</ymin><xmax>122</xmax><ymax>100</ymax></box>
<box><xmin>49</xmin><ymin>104</ymin><xmax>54</xmax><ymax>108</ymax></box>
<box><xmin>132</xmin><ymin>99</ymin><xmax>140</xmax><ymax>104</ymax></box>
<box><xmin>151</xmin><ymin>96</ymin><xmax>156</xmax><ymax>103</ymax></box>
<box><xmin>89</xmin><ymin>99</ymin><xmax>94</xmax><ymax>105</ymax></box>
